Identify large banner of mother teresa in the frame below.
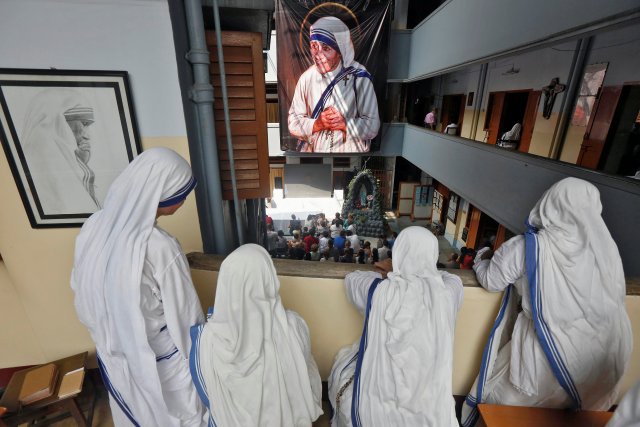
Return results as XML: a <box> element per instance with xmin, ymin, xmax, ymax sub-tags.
<box><xmin>276</xmin><ymin>0</ymin><xmax>392</xmax><ymax>153</ymax></box>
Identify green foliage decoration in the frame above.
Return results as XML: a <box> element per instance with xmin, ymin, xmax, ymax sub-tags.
<box><xmin>342</xmin><ymin>169</ymin><xmax>387</xmax><ymax>236</ymax></box>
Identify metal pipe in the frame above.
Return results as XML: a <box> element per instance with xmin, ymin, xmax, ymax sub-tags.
<box><xmin>549</xmin><ymin>37</ymin><xmax>592</xmax><ymax>160</ymax></box>
<box><xmin>183</xmin><ymin>0</ymin><xmax>228</xmax><ymax>254</ymax></box>
<box><xmin>211</xmin><ymin>0</ymin><xmax>245</xmax><ymax>245</ymax></box>
<box><xmin>470</xmin><ymin>63</ymin><xmax>488</xmax><ymax>141</ymax></box>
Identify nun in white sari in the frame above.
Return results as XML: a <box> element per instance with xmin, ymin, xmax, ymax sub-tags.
<box><xmin>189</xmin><ymin>244</ymin><xmax>323</xmax><ymax>427</ymax></box>
<box><xmin>461</xmin><ymin>177</ymin><xmax>632</xmax><ymax>427</ymax></box>
<box><xmin>72</xmin><ymin>147</ymin><xmax>206</xmax><ymax>426</ymax></box>
<box><xmin>328</xmin><ymin>226</ymin><xmax>463</xmax><ymax>427</ymax></box>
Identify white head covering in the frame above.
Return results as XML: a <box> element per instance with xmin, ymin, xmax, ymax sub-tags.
<box><xmin>71</xmin><ymin>147</ymin><xmax>196</xmax><ymax>425</ymax></box>
<box><xmin>356</xmin><ymin>226</ymin><xmax>459</xmax><ymax>425</ymax></box>
<box><xmin>526</xmin><ymin>177</ymin><xmax>632</xmax><ymax>408</ymax></box>
<box><xmin>196</xmin><ymin>244</ymin><xmax>322</xmax><ymax>426</ymax></box>
<box><xmin>22</xmin><ymin>88</ymin><xmax>89</xmax><ymax>154</ymax></box>
<box><xmin>501</xmin><ymin>123</ymin><xmax>521</xmax><ymax>141</ymax></box>
<box><xmin>310</xmin><ymin>16</ymin><xmax>355</xmax><ymax>68</ymax></box>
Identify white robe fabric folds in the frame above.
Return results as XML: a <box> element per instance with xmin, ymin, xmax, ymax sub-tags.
<box><xmin>461</xmin><ymin>177</ymin><xmax>632</xmax><ymax>427</ymax></box>
<box><xmin>71</xmin><ymin>147</ymin><xmax>205</xmax><ymax>426</ymax></box>
<box><xmin>190</xmin><ymin>244</ymin><xmax>323</xmax><ymax>427</ymax></box>
<box><xmin>329</xmin><ymin>226</ymin><xmax>463</xmax><ymax>427</ymax></box>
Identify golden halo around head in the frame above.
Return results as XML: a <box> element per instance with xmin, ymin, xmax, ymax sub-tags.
<box><xmin>299</xmin><ymin>3</ymin><xmax>359</xmax><ymax>54</ymax></box>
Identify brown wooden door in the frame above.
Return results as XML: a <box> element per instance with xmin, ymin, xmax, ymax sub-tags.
<box><xmin>465</xmin><ymin>206</ymin><xmax>482</xmax><ymax>249</ymax></box>
<box><xmin>441</xmin><ymin>94</ymin><xmax>465</xmax><ymax>135</ymax></box>
<box><xmin>487</xmin><ymin>92</ymin><xmax>505</xmax><ymax>145</ymax></box>
<box><xmin>207</xmin><ymin>31</ymin><xmax>270</xmax><ymax>200</ymax></box>
<box><xmin>577</xmin><ymin>86</ymin><xmax>622</xmax><ymax>169</ymax></box>
<box><xmin>518</xmin><ymin>90</ymin><xmax>541</xmax><ymax>153</ymax></box>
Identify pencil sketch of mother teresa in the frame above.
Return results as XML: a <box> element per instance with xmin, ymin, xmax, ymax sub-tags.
<box><xmin>287</xmin><ymin>16</ymin><xmax>380</xmax><ymax>153</ymax></box>
<box><xmin>21</xmin><ymin>89</ymin><xmax>102</xmax><ymax>215</ymax></box>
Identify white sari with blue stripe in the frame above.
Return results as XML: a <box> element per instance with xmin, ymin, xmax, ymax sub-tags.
<box><xmin>328</xmin><ymin>227</ymin><xmax>463</xmax><ymax>427</ymax></box>
<box><xmin>461</xmin><ymin>178</ymin><xmax>632</xmax><ymax>426</ymax></box>
<box><xmin>189</xmin><ymin>244</ymin><xmax>322</xmax><ymax>427</ymax></box>
<box><xmin>72</xmin><ymin>148</ymin><xmax>205</xmax><ymax>426</ymax></box>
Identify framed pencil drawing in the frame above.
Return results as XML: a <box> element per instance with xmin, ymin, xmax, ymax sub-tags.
<box><xmin>0</xmin><ymin>69</ymin><xmax>142</xmax><ymax>227</ymax></box>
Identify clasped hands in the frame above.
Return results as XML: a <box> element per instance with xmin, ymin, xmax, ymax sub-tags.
<box><xmin>312</xmin><ymin>106</ymin><xmax>346</xmax><ymax>134</ymax></box>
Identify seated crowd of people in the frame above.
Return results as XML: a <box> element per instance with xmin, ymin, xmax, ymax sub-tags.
<box><xmin>265</xmin><ymin>211</ymin><xmax>398</xmax><ymax>264</ymax></box>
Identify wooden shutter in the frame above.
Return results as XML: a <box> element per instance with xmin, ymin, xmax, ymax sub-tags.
<box><xmin>206</xmin><ymin>31</ymin><xmax>269</xmax><ymax>200</ymax></box>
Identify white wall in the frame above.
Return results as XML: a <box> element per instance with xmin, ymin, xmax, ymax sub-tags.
<box><xmin>0</xmin><ymin>0</ymin><xmax>202</xmax><ymax>367</ymax></box>
<box><xmin>0</xmin><ymin>0</ymin><xmax>186</xmax><ymax>137</ymax></box>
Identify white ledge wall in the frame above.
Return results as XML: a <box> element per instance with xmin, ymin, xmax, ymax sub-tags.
<box><xmin>189</xmin><ymin>269</ymin><xmax>640</xmax><ymax>399</ymax></box>
<box><xmin>388</xmin><ymin>0</ymin><xmax>640</xmax><ymax>80</ymax></box>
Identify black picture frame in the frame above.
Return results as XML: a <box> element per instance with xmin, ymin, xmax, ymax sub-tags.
<box><xmin>0</xmin><ymin>69</ymin><xmax>142</xmax><ymax>228</ymax></box>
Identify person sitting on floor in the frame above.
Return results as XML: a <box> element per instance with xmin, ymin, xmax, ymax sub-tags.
<box><xmin>275</xmin><ymin>230</ymin><xmax>288</xmax><ymax>258</ymax></box>
<box><xmin>328</xmin><ymin>239</ymin><xmax>340</xmax><ymax>262</ymax></box>
<box><xmin>304</xmin><ymin>227</ymin><xmax>319</xmax><ymax>253</ymax></box>
<box><xmin>319</xmin><ymin>230</ymin><xmax>330</xmax><ymax>254</ymax></box>
<box><xmin>189</xmin><ymin>244</ymin><xmax>323</xmax><ymax>426</ymax></box>
<box><xmin>334</xmin><ymin>230</ymin><xmax>347</xmax><ymax>254</ymax></box>
<box><xmin>459</xmin><ymin>247</ymin><xmax>474</xmax><ymax>269</ymax></box>
<box><xmin>461</xmin><ymin>178</ymin><xmax>632</xmax><ymax>427</ymax></box>
<box><xmin>387</xmin><ymin>232</ymin><xmax>397</xmax><ymax>250</ymax></box>
<box><xmin>331</xmin><ymin>221</ymin><xmax>343</xmax><ymax>238</ymax></box>
<box><xmin>329</xmin><ymin>226</ymin><xmax>463</xmax><ymax>426</ymax></box>
<box><xmin>340</xmin><ymin>247</ymin><xmax>355</xmax><ymax>263</ymax></box>
<box><xmin>347</xmin><ymin>230</ymin><xmax>361</xmax><ymax>253</ymax></box>
<box><xmin>377</xmin><ymin>239</ymin><xmax>390</xmax><ymax>261</ymax></box>
<box><xmin>307</xmin><ymin>243</ymin><xmax>322</xmax><ymax>261</ymax></box>
<box><xmin>289</xmin><ymin>230</ymin><xmax>305</xmax><ymax>260</ymax></box>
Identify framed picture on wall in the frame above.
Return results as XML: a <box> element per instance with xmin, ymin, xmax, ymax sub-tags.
<box><xmin>0</xmin><ymin>69</ymin><xmax>142</xmax><ymax>228</ymax></box>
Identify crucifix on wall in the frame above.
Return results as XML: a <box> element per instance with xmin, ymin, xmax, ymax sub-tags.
<box><xmin>542</xmin><ymin>77</ymin><xmax>567</xmax><ymax>119</ymax></box>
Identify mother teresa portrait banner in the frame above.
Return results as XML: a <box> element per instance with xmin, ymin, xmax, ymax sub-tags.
<box><xmin>276</xmin><ymin>0</ymin><xmax>392</xmax><ymax>154</ymax></box>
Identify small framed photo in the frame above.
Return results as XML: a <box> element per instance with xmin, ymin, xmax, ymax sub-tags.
<box><xmin>467</xmin><ymin>92</ymin><xmax>474</xmax><ymax>107</ymax></box>
<box><xmin>0</xmin><ymin>69</ymin><xmax>142</xmax><ymax>227</ymax></box>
